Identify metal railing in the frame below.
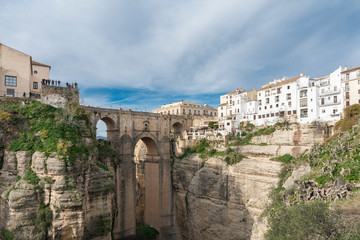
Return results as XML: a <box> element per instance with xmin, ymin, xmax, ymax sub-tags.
<box><xmin>0</xmin><ymin>91</ymin><xmax>41</xmax><ymax>99</ymax></box>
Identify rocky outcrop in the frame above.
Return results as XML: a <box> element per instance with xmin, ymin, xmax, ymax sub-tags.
<box><xmin>0</xmin><ymin>150</ymin><xmax>115</xmax><ymax>240</ymax></box>
<box><xmin>248</xmin><ymin>124</ymin><xmax>326</xmax><ymax>158</ymax></box>
<box><xmin>173</xmin><ymin>154</ymin><xmax>282</xmax><ymax>240</ymax></box>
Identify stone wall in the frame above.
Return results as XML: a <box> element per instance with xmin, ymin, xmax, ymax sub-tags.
<box><xmin>41</xmin><ymin>85</ymin><xmax>79</xmax><ymax>108</ymax></box>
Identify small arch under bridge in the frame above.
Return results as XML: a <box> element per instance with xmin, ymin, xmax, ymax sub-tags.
<box><xmin>85</xmin><ymin>106</ymin><xmax>192</xmax><ymax>239</ymax></box>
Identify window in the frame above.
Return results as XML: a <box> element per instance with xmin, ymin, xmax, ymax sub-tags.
<box><xmin>321</xmin><ymin>98</ymin><xmax>325</xmax><ymax>105</ymax></box>
<box><xmin>189</xmin><ymin>109</ymin><xmax>191</xmax><ymax>114</ymax></box>
<box><xmin>265</xmin><ymin>91</ymin><xmax>270</xmax><ymax>96</ymax></box>
<box><xmin>34</xmin><ymin>70</ymin><xmax>38</xmax><ymax>74</ymax></box>
<box><xmin>333</xmin><ymin>108</ymin><xmax>338</xmax><ymax>114</ymax></box>
<box><xmin>334</xmin><ymin>96</ymin><xmax>337</xmax><ymax>103</ymax></box>
<box><xmin>293</xmin><ymin>110</ymin><xmax>297</xmax><ymax>114</ymax></box>
<box><xmin>259</xmin><ymin>107</ymin><xmax>261</xmax><ymax>110</ymax></box>
<box><xmin>288</xmin><ymin>102</ymin><xmax>292</xmax><ymax>107</ymax></box>
<box><xmin>259</xmin><ymin>100</ymin><xmax>262</xmax><ymax>106</ymax></box>
<box><xmin>275</xmin><ymin>96</ymin><xmax>279</xmax><ymax>102</ymax></box>
<box><xmin>33</xmin><ymin>82</ymin><xmax>38</xmax><ymax>89</ymax></box>
<box><xmin>258</xmin><ymin>93</ymin><xmax>261</xmax><ymax>96</ymax></box>
<box><xmin>286</xmin><ymin>93</ymin><xmax>291</xmax><ymax>100</ymax></box>
<box><xmin>322</xmin><ymin>109</ymin><xmax>325</xmax><ymax>113</ymax></box>
<box><xmin>346</xmin><ymin>101</ymin><xmax>350</xmax><ymax>107</ymax></box>
<box><xmin>334</xmin><ymin>86</ymin><xmax>337</xmax><ymax>92</ymax></box>
<box><xmin>358</xmin><ymin>80</ymin><xmax>360</xmax><ymax>84</ymax></box>
<box><xmin>277</xmin><ymin>88</ymin><xmax>281</xmax><ymax>94</ymax></box>
<box><xmin>346</xmin><ymin>92</ymin><xmax>350</xmax><ymax>99</ymax></box>
<box><xmin>6</xmin><ymin>88</ymin><xmax>15</xmax><ymax>96</ymax></box>
<box><xmin>345</xmin><ymin>83</ymin><xmax>350</xmax><ymax>90</ymax></box>
<box><xmin>358</xmin><ymin>89</ymin><xmax>360</xmax><ymax>94</ymax></box>
<box><xmin>221</xmin><ymin>113</ymin><xmax>223</xmax><ymax>117</ymax></box>
<box><xmin>5</xmin><ymin>76</ymin><xmax>17</xmax><ymax>86</ymax></box>
<box><xmin>300</xmin><ymin>90</ymin><xmax>307</xmax><ymax>98</ymax></box>
<box><xmin>266</xmin><ymin>114</ymin><xmax>269</xmax><ymax>117</ymax></box>
<box><xmin>276</xmin><ymin>104</ymin><xmax>279</xmax><ymax>107</ymax></box>
<box><xmin>270</xmin><ymin>105</ymin><xmax>272</xmax><ymax>109</ymax></box>
<box><xmin>346</xmin><ymin>74</ymin><xmax>349</xmax><ymax>80</ymax></box>
<box><xmin>271</xmin><ymin>113</ymin><xmax>274</xmax><ymax>117</ymax></box>
<box><xmin>183</xmin><ymin>109</ymin><xmax>185</xmax><ymax>114</ymax></box>
<box><xmin>265</xmin><ymin>106</ymin><xmax>267</xmax><ymax>109</ymax></box>
<box><xmin>266</xmin><ymin>98</ymin><xmax>269</xmax><ymax>104</ymax></box>
<box><xmin>287</xmin><ymin>86</ymin><xmax>290</xmax><ymax>89</ymax></box>
<box><xmin>288</xmin><ymin>111</ymin><xmax>291</xmax><ymax>115</ymax></box>
<box><xmin>300</xmin><ymin>99</ymin><xmax>307</xmax><ymax>107</ymax></box>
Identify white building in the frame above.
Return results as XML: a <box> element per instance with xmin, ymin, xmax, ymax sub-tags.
<box><xmin>217</xmin><ymin>88</ymin><xmax>257</xmax><ymax>133</ymax></box>
<box><xmin>318</xmin><ymin>67</ymin><xmax>344</xmax><ymax>122</ymax></box>
<box><xmin>256</xmin><ymin>76</ymin><xmax>299</xmax><ymax>126</ymax></box>
<box><xmin>342</xmin><ymin>65</ymin><xmax>360</xmax><ymax>108</ymax></box>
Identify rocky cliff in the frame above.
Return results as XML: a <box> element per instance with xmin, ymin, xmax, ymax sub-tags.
<box><xmin>0</xmin><ymin>99</ymin><xmax>117</xmax><ymax>240</ymax></box>
<box><xmin>172</xmin><ymin>154</ymin><xmax>282</xmax><ymax>240</ymax></box>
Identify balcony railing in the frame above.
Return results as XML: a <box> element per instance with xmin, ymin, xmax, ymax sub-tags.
<box><xmin>319</xmin><ymin>89</ymin><xmax>341</xmax><ymax>96</ymax></box>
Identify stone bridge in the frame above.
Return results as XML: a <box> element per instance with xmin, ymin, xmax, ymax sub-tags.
<box><xmin>85</xmin><ymin>106</ymin><xmax>192</xmax><ymax>239</ymax></box>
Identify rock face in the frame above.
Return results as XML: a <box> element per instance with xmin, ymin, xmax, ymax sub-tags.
<box><xmin>172</xmin><ymin>154</ymin><xmax>282</xmax><ymax>240</ymax></box>
<box><xmin>249</xmin><ymin>124</ymin><xmax>326</xmax><ymax>157</ymax></box>
<box><xmin>0</xmin><ymin>150</ymin><xmax>115</xmax><ymax>240</ymax></box>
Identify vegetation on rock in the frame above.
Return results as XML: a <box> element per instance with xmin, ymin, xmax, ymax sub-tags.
<box><xmin>1</xmin><ymin>100</ymin><xmax>91</xmax><ymax>164</ymax></box>
<box><xmin>265</xmin><ymin>108</ymin><xmax>360</xmax><ymax>239</ymax></box>
<box><xmin>178</xmin><ymin>139</ymin><xmax>246</xmax><ymax>165</ymax></box>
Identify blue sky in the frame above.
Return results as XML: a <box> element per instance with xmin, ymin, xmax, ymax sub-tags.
<box><xmin>1</xmin><ymin>0</ymin><xmax>360</xmax><ymax>112</ymax></box>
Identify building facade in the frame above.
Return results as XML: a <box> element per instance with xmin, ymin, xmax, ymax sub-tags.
<box><xmin>0</xmin><ymin>43</ymin><xmax>51</xmax><ymax>98</ymax></box>
<box><xmin>342</xmin><ymin>66</ymin><xmax>360</xmax><ymax>108</ymax></box>
<box><xmin>152</xmin><ymin>101</ymin><xmax>217</xmax><ymax>117</ymax></box>
<box><xmin>218</xmin><ymin>66</ymin><xmax>351</xmax><ymax>133</ymax></box>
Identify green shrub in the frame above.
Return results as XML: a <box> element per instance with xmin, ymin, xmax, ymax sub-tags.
<box><xmin>225</xmin><ymin>152</ymin><xmax>246</xmax><ymax>165</ymax></box>
<box><xmin>23</xmin><ymin>168</ymin><xmax>40</xmax><ymax>185</ymax></box>
<box><xmin>271</xmin><ymin>154</ymin><xmax>294</xmax><ymax>164</ymax></box>
<box><xmin>35</xmin><ymin>204</ymin><xmax>52</xmax><ymax>240</ymax></box>
<box><xmin>265</xmin><ymin>201</ymin><xmax>338</xmax><ymax>240</ymax></box>
<box><xmin>135</xmin><ymin>225</ymin><xmax>159</xmax><ymax>240</ymax></box>
<box><xmin>0</xmin><ymin>229</ymin><xmax>15</xmax><ymax>240</ymax></box>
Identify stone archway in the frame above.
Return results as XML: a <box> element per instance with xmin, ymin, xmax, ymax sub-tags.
<box><xmin>133</xmin><ymin>134</ymin><xmax>161</xmax><ymax>232</ymax></box>
<box><xmin>172</xmin><ymin>122</ymin><xmax>184</xmax><ymax>137</ymax></box>
<box><xmin>96</xmin><ymin>116</ymin><xmax>116</xmax><ymax>142</ymax></box>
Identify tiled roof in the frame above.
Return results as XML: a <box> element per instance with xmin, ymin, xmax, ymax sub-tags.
<box><xmin>32</xmin><ymin>61</ymin><xmax>51</xmax><ymax>68</ymax></box>
<box><xmin>218</xmin><ymin>103</ymin><xmax>228</xmax><ymax>107</ymax></box>
<box><xmin>226</xmin><ymin>88</ymin><xmax>244</xmax><ymax>95</ymax></box>
<box><xmin>261</xmin><ymin>76</ymin><xmax>300</xmax><ymax>90</ymax></box>
<box><xmin>342</xmin><ymin>65</ymin><xmax>360</xmax><ymax>74</ymax></box>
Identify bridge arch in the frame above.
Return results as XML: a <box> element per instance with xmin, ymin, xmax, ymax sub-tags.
<box><xmin>95</xmin><ymin>115</ymin><xmax>117</xmax><ymax>142</ymax></box>
<box><xmin>172</xmin><ymin>122</ymin><xmax>184</xmax><ymax>136</ymax></box>
<box><xmin>132</xmin><ymin>132</ymin><xmax>161</xmax><ymax>231</ymax></box>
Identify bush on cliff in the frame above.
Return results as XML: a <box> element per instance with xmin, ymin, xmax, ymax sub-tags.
<box><xmin>1</xmin><ymin>100</ymin><xmax>92</xmax><ymax>164</ymax></box>
<box><xmin>265</xmin><ymin>201</ymin><xmax>340</xmax><ymax>240</ymax></box>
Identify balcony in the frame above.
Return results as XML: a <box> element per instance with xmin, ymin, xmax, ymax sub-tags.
<box><xmin>319</xmin><ymin>89</ymin><xmax>341</xmax><ymax>96</ymax></box>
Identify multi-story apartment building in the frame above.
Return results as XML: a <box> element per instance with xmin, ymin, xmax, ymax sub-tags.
<box><xmin>342</xmin><ymin>65</ymin><xmax>360</xmax><ymax>107</ymax></box>
<box><xmin>0</xmin><ymin>43</ymin><xmax>51</xmax><ymax>98</ymax></box>
<box><xmin>217</xmin><ymin>88</ymin><xmax>257</xmax><ymax>133</ymax></box>
<box><xmin>152</xmin><ymin>101</ymin><xmax>217</xmax><ymax>117</ymax></box>
<box><xmin>256</xmin><ymin>76</ymin><xmax>299</xmax><ymax>125</ymax></box>
<box><xmin>318</xmin><ymin>67</ymin><xmax>344</xmax><ymax>122</ymax></box>
<box><xmin>218</xmin><ymin>67</ymin><xmax>347</xmax><ymax>132</ymax></box>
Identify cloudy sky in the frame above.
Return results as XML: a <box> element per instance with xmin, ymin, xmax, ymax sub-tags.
<box><xmin>1</xmin><ymin>0</ymin><xmax>360</xmax><ymax>112</ymax></box>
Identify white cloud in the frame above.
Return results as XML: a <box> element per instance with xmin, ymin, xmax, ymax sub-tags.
<box><xmin>1</xmin><ymin>0</ymin><xmax>360</xmax><ymax>96</ymax></box>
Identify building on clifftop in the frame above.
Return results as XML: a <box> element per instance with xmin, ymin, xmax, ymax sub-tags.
<box><xmin>0</xmin><ymin>43</ymin><xmax>51</xmax><ymax>98</ymax></box>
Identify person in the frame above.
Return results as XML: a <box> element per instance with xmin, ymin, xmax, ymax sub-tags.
<box><xmin>75</xmin><ymin>82</ymin><xmax>78</xmax><ymax>88</ymax></box>
<box><xmin>23</xmin><ymin>92</ymin><xmax>26</xmax><ymax>97</ymax></box>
